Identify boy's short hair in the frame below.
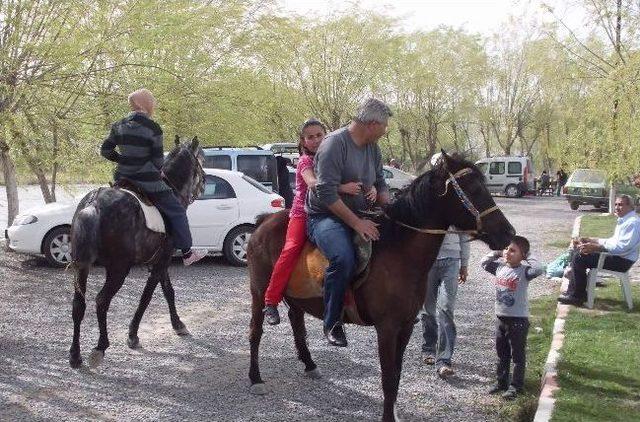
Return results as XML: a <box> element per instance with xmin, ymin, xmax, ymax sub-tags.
<box><xmin>511</xmin><ymin>235</ymin><xmax>530</xmax><ymax>257</ymax></box>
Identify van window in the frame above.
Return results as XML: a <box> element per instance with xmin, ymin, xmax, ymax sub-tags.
<box><xmin>507</xmin><ymin>162</ymin><xmax>522</xmax><ymax>174</ymax></box>
<box><xmin>203</xmin><ymin>155</ymin><xmax>232</xmax><ymax>170</ymax></box>
<box><xmin>238</xmin><ymin>155</ymin><xmax>277</xmax><ymax>186</ymax></box>
<box><xmin>199</xmin><ymin>175</ymin><xmax>236</xmax><ymax>199</ymax></box>
<box><xmin>489</xmin><ymin>162</ymin><xmax>505</xmax><ymax>175</ymax></box>
<box><xmin>383</xmin><ymin>169</ymin><xmax>393</xmax><ymax>179</ymax></box>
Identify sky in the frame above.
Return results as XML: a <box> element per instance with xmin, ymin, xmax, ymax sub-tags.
<box><xmin>277</xmin><ymin>0</ymin><xmax>584</xmax><ymax>36</ymax></box>
<box><xmin>278</xmin><ymin>0</ymin><xmax>533</xmax><ymax>35</ymax></box>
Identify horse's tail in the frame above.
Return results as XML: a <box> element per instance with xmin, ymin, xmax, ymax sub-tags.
<box><xmin>255</xmin><ymin>213</ymin><xmax>272</xmax><ymax>227</ymax></box>
<box><xmin>71</xmin><ymin>202</ymin><xmax>100</xmax><ymax>268</ymax></box>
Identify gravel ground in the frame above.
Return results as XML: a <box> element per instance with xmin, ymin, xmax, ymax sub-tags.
<box><xmin>0</xmin><ymin>195</ymin><xmax>604</xmax><ymax>421</ymax></box>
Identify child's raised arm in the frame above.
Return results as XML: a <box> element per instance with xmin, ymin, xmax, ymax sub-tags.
<box><xmin>522</xmin><ymin>255</ymin><xmax>546</xmax><ymax>281</ymax></box>
<box><xmin>480</xmin><ymin>251</ymin><xmax>502</xmax><ymax>275</ymax></box>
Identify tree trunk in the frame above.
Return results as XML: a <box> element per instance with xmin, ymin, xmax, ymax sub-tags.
<box><xmin>0</xmin><ymin>141</ymin><xmax>19</xmax><ymax>227</ymax></box>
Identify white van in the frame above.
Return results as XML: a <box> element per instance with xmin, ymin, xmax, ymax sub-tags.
<box><xmin>475</xmin><ymin>156</ymin><xmax>535</xmax><ymax>197</ymax></box>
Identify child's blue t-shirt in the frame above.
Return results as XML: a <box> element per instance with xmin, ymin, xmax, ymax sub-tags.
<box><xmin>481</xmin><ymin>252</ymin><xmax>545</xmax><ymax>317</ymax></box>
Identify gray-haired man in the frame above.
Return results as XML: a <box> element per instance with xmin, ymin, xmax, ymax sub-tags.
<box><xmin>306</xmin><ymin>98</ymin><xmax>392</xmax><ymax>346</ymax></box>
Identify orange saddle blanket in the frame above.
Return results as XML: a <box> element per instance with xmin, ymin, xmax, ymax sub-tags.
<box><xmin>285</xmin><ymin>235</ymin><xmax>372</xmax><ymax>324</ymax></box>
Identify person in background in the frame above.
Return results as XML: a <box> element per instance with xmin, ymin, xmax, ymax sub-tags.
<box><xmin>481</xmin><ymin>235</ymin><xmax>545</xmax><ymax>400</ymax></box>
<box><xmin>558</xmin><ymin>194</ymin><xmax>640</xmax><ymax>306</ymax></box>
<box><xmin>556</xmin><ymin>168</ymin><xmax>568</xmax><ymax>196</ymax></box>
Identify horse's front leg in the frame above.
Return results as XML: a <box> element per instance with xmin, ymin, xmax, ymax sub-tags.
<box><xmin>376</xmin><ymin>323</ymin><xmax>412</xmax><ymax>422</ymax></box>
<box><xmin>249</xmin><ymin>288</ymin><xmax>267</xmax><ymax>395</ymax></box>
<box><xmin>127</xmin><ymin>265</ymin><xmax>162</xmax><ymax>348</ymax></box>
<box><xmin>158</xmin><ymin>267</ymin><xmax>189</xmax><ymax>335</ymax></box>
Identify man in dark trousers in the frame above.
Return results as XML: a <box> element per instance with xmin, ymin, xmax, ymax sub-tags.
<box><xmin>559</xmin><ymin>194</ymin><xmax>640</xmax><ymax>306</ymax></box>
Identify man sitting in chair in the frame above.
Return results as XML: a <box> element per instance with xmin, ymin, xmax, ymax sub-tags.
<box><xmin>558</xmin><ymin>194</ymin><xmax>640</xmax><ymax>306</ymax></box>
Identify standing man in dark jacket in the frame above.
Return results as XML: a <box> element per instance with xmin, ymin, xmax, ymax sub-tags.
<box><xmin>306</xmin><ymin>98</ymin><xmax>391</xmax><ymax>346</ymax></box>
<box><xmin>100</xmin><ymin>88</ymin><xmax>206</xmax><ymax>266</ymax></box>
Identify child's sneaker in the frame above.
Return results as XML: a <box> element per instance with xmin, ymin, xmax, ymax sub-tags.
<box><xmin>437</xmin><ymin>365</ymin><xmax>454</xmax><ymax>378</ymax></box>
<box><xmin>488</xmin><ymin>384</ymin><xmax>508</xmax><ymax>395</ymax></box>
<box><xmin>501</xmin><ymin>385</ymin><xmax>518</xmax><ymax>400</ymax></box>
<box><xmin>183</xmin><ymin>249</ymin><xmax>207</xmax><ymax>266</ymax></box>
<box><xmin>263</xmin><ymin>305</ymin><xmax>281</xmax><ymax>325</ymax></box>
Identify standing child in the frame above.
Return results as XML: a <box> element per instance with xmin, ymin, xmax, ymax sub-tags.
<box><xmin>262</xmin><ymin>119</ymin><xmax>363</xmax><ymax>325</ymax></box>
<box><xmin>480</xmin><ymin>235</ymin><xmax>545</xmax><ymax>399</ymax></box>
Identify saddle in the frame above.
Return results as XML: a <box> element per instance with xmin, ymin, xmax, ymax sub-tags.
<box><xmin>112</xmin><ymin>179</ymin><xmax>166</xmax><ymax>233</ymax></box>
<box><xmin>286</xmin><ymin>234</ymin><xmax>372</xmax><ymax>325</ymax></box>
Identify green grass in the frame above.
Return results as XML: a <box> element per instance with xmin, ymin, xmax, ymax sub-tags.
<box><xmin>579</xmin><ymin>214</ymin><xmax>616</xmax><ymax>238</ymax></box>
<box><xmin>547</xmin><ymin>239</ymin><xmax>570</xmax><ymax>249</ymax></box>
<box><xmin>498</xmin><ymin>294</ymin><xmax>558</xmax><ymax>421</ymax></box>
<box><xmin>551</xmin><ymin>283</ymin><xmax>640</xmax><ymax>422</ymax></box>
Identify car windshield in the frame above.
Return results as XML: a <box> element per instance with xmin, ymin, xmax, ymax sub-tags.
<box><xmin>242</xmin><ymin>175</ymin><xmax>272</xmax><ymax>194</ymax></box>
<box><xmin>570</xmin><ymin>169</ymin><xmax>606</xmax><ymax>184</ymax></box>
<box><xmin>237</xmin><ymin>155</ymin><xmax>277</xmax><ymax>186</ymax></box>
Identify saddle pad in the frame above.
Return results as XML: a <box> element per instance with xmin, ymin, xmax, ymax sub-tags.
<box><xmin>286</xmin><ymin>235</ymin><xmax>372</xmax><ymax>299</ymax></box>
<box><xmin>120</xmin><ymin>189</ymin><xmax>165</xmax><ymax>233</ymax></box>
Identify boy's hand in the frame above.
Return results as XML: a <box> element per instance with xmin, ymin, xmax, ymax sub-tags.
<box><xmin>458</xmin><ymin>266</ymin><xmax>468</xmax><ymax>284</ymax></box>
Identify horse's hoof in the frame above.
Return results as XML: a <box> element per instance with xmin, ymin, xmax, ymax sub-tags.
<box><xmin>304</xmin><ymin>368</ymin><xmax>322</xmax><ymax>379</ymax></box>
<box><xmin>127</xmin><ymin>336</ymin><xmax>141</xmax><ymax>349</ymax></box>
<box><xmin>250</xmin><ymin>383</ymin><xmax>268</xmax><ymax>395</ymax></box>
<box><xmin>88</xmin><ymin>349</ymin><xmax>104</xmax><ymax>368</ymax></box>
<box><xmin>174</xmin><ymin>325</ymin><xmax>190</xmax><ymax>336</ymax></box>
<box><xmin>69</xmin><ymin>356</ymin><xmax>82</xmax><ymax>369</ymax></box>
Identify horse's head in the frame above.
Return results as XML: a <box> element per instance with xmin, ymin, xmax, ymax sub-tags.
<box><xmin>430</xmin><ymin>151</ymin><xmax>515</xmax><ymax>249</ymax></box>
<box><xmin>162</xmin><ymin>136</ymin><xmax>205</xmax><ymax>207</ymax></box>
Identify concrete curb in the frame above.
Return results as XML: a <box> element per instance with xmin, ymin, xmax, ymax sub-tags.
<box><xmin>533</xmin><ymin>215</ymin><xmax>581</xmax><ymax>422</ymax></box>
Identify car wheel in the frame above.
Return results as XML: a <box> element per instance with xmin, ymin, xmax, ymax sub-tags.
<box><xmin>223</xmin><ymin>225</ymin><xmax>254</xmax><ymax>267</ymax></box>
<box><xmin>389</xmin><ymin>188</ymin><xmax>400</xmax><ymax>200</ymax></box>
<box><xmin>505</xmin><ymin>184</ymin><xmax>520</xmax><ymax>198</ymax></box>
<box><xmin>570</xmin><ymin>201</ymin><xmax>579</xmax><ymax>210</ymax></box>
<box><xmin>43</xmin><ymin>226</ymin><xmax>72</xmax><ymax>268</ymax></box>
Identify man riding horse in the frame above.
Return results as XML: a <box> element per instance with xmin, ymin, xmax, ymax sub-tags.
<box><xmin>100</xmin><ymin>88</ymin><xmax>205</xmax><ymax>265</ymax></box>
<box><xmin>306</xmin><ymin>98</ymin><xmax>392</xmax><ymax>347</ymax></box>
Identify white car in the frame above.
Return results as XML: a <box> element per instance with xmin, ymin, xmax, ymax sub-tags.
<box><xmin>383</xmin><ymin>165</ymin><xmax>415</xmax><ymax>197</ymax></box>
<box><xmin>6</xmin><ymin>169</ymin><xmax>284</xmax><ymax>267</ymax></box>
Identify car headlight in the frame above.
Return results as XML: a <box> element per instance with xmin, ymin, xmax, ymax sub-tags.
<box><xmin>12</xmin><ymin>215</ymin><xmax>38</xmax><ymax>226</ymax></box>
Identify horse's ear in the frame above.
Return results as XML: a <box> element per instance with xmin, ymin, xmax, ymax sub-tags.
<box><xmin>174</xmin><ymin>135</ymin><xmax>180</xmax><ymax>146</ymax></box>
<box><xmin>190</xmin><ymin>136</ymin><xmax>199</xmax><ymax>151</ymax></box>
<box><xmin>439</xmin><ymin>149</ymin><xmax>451</xmax><ymax>170</ymax></box>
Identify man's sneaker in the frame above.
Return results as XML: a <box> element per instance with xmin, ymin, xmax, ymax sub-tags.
<box><xmin>263</xmin><ymin>305</ymin><xmax>281</xmax><ymax>325</ymax></box>
<box><xmin>323</xmin><ymin>324</ymin><xmax>347</xmax><ymax>347</ymax></box>
<box><xmin>422</xmin><ymin>352</ymin><xmax>436</xmax><ymax>365</ymax></box>
<box><xmin>437</xmin><ymin>365</ymin><xmax>454</xmax><ymax>378</ymax></box>
<box><xmin>501</xmin><ymin>385</ymin><xmax>519</xmax><ymax>400</ymax></box>
<box><xmin>183</xmin><ymin>249</ymin><xmax>207</xmax><ymax>266</ymax></box>
<box><xmin>488</xmin><ymin>384</ymin><xmax>508</xmax><ymax>395</ymax></box>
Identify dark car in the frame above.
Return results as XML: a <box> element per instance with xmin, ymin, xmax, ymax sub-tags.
<box><xmin>563</xmin><ymin>169</ymin><xmax>640</xmax><ymax>211</ymax></box>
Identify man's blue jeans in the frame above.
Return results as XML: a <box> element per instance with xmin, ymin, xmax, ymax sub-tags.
<box><xmin>421</xmin><ymin>257</ymin><xmax>460</xmax><ymax>368</ymax></box>
<box><xmin>307</xmin><ymin>215</ymin><xmax>356</xmax><ymax>329</ymax></box>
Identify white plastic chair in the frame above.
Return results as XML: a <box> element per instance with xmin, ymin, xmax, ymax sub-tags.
<box><xmin>586</xmin><ymin>253</ymin><xmax>633</xmax><ymax>310</ymax></box>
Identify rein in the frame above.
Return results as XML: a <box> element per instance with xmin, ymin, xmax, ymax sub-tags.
<box><xmin>385</xmin><ymin>167</ymin><xmax>499</xmax><ymax>236</ymax></box>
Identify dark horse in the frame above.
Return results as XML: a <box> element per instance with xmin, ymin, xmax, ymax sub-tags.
<box><xmin>69</xmin><ymin>137</ymin><xmax>205</xmax><ymax>369</ymax></box>
<box><xmin>247</xmin><ymin>152</ymin><xmax>516</xmax><ymax>421</ymax></box>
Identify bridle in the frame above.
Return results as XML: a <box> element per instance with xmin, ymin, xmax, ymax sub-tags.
<box><xmin>162</xmin><ymin>147</ymin><xmax>205</xmax><ymax>207</ymax></box>
<box><xmin>386</xmin><ymin>167</ymin><xmax>500</xmax><ymax>236</ymax></box>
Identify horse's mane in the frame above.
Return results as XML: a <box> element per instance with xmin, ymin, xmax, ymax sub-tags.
<box><xmin>383</xmin><ymin>153</ymin><xmax>484</xmax><ymax>229</ymax></box>
<box><xmin>163</xmin><ymin>143</ymin><xmax>204</xmax><ymax>191</ymax></box>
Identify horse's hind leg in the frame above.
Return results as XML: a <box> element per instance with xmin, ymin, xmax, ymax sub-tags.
<box><xmin>158</xmin><ymin>267</ymin><xmax>189</xmax><ymax>335</ymax></box>
<box><xmin>249</xmin><ymin>288</ymin><xmax>267</xmax><ymax>395</ymax></box>
<box><xmin>288</xmin><ymin>304</ymin><xmax>319</xmax><ymax>378</ymax></box>
<box><xmin>69</xmin><ymin>266</ymin><xmax>89</xmax><ymax>368</ymax></box>
<box><xmin>89</xmin><ymin>266</ymin><xmax>129</xmax><ymax>368</ymax></box>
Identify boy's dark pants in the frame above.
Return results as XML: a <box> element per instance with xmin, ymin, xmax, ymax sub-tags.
<box><xmin>496</xmin><ymin>316</ymin><xmax>529</xmax><ymax>390</ymax></box>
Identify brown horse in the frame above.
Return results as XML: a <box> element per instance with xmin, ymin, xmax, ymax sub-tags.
<box><xmin>247</xmin><ymin>152</ymin><xmax>515</xmax><ymax>421</ymax></box>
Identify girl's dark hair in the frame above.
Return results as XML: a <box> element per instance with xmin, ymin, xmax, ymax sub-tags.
<box><xmin>298</xmin><ymin>118</ymin><xmax>326</xmax><ymax>156</ymax></box>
